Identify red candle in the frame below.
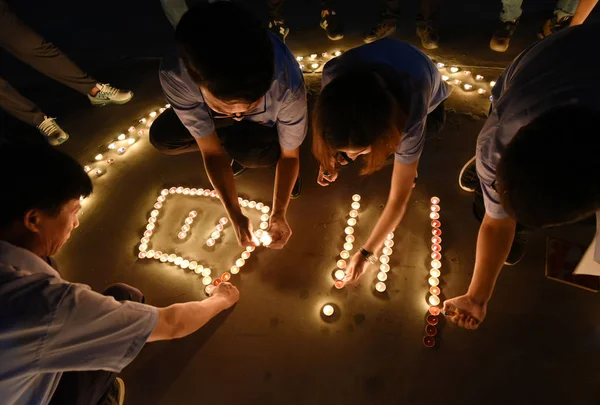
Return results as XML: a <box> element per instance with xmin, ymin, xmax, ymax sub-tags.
<box><xmin>431</xmin><ymin>220</ymin><xmax>441</xmax><ymax>228</ymax></box>
<box><xmin>431</xmin><ymin>252</ymin><xmax>442</xmax><ymax>260</ymax></box>
<box><xmin>429</xmin><ymin>286</ymin><xmax>440</xmax><ymax>295</ymax></box>
<box><xmin>430</xmin><ymin>197</ymin><xmax>440</xmax><ymax>205</ymax></box>
<box><xmin>431</xmin><ymin>244</ymin><xmax>442</xmax><ymax>252</ymax></box>
<box><xmin>426</xmin><ymin>325</ymin><xmax>438</xmax><ymax>336</ymax></box>
<box><xmin>432</xmin><ymin>228</ymin><xmax>442</xmax><ymax>236</ymax></box>
<box><xmin>429</xmin><ymin>306</ymin><xmax>441</xmax><ymax>316</ymax></box>
<box><xmin>221</xmin><ymin>272</ymin><xmax>231</xmax><ymax>282</ymax></box>
<box><xmin>334</xmin><ymin>280</ymin><xmax>345</xmax><ymax>289</ymax></box>
<box><xmin>423</xmin><ymin>335</ymin><xmax>436</xmax><ymax>347</ymax></box>
<box><xmin>431</xmin><ymin>236</ymin><xmax>442</xmax><ymax>244</ymax></box>
<box><xmin>213</xmin><ymin>278</ymin><xmax>222</xmax><ymax>286</ymax></box>
<box><xmin>430</xmin><ymin>204</ymin><xmax>440</xmax><ymax>212</ymax></box>
<box><xmin>426</xmin><ymin>315</ymin><xmax>439</xmax><ymax>325</ymax></box>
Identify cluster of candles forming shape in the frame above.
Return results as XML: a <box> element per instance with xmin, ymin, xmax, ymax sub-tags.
<box><xmin>83</xmin><ymin>105</ymin><xmax>171</xmax><ymax>178</ymax></box>
<box><xmin>296</xmin><ymin>51</ymin><xmax>343</xmax><ymax>73</ymax></box>
<box><xmin>424</xmin><ymin>196</ymin><xmax>443</xmax><ymax>348</ymax></box>
<box><xmin>435</xmin><ymin>62</ymin><xmax>496</xmax><ymax>100</ymax></box>
<box><xmin>137</xmin><ymin>186</ymin><xmax>271</xmax><ymax>295</ymax></box>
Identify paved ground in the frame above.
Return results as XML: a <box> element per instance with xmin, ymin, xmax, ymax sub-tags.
<box><xmin>1</xmin><ymin>0</ymin><xmax>599</xmax><ymax>404</ymax></box>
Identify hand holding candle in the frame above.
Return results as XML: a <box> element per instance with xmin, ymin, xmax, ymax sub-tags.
<box><xmin>442</xmin><ymin>294</ymin><xmax>486</xmax><ymax>330</ymax></box>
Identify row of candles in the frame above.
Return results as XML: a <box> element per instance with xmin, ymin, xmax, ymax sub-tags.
<box><xmin>435</xmin><ymin>63</ymin><xmax>496</xmax><ymax>99</ymax></box>
<box><xmin>82</xmin><ymin>106</ymin><xmax>170</xmax><ymax>178</ymax></box>
<box><xmin>137</xmin><ymin>187</ymin><xmax>271</xmax><ymax>295</ymax></box>
<box><xmin>424</xmin><ymin>196</ymin><xmax>442</xmax><ymax>348</ymax></box>
<box><xmin>296</xmin><ymin>51</ymin><xmax>342</xmax><ymax>73</ymax></box>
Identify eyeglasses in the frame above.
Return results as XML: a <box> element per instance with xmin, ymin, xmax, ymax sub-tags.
<box><xmin>207</xmin><ymin>97</ymin><xmax>267</xmax><ymax>120</ymax></box>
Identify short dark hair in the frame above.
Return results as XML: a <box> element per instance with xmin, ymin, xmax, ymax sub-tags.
<box><xmin>175</xmin><ymin>2</ymin><xmax>275</xmax><ymax>104</ymax></box>
<box><xmin>0</xmin><ymin>142</ymin><xmax>93</xmax><ymax>227</ymax></box>
<box><xmin>312</xmin><ymin>67</ymin><xmax>407</xmax><ymax>175</ymax></box>
<box><xmin>496</xmin><ymin>106</ymin><xmax>600</xmax><ymax>228</ymax></box>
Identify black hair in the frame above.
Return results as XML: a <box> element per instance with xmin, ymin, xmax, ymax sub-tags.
<box><xmin>175</xmin><ymin>2</ymin><xmax>275</xmax><ymax>104</ymax></box>
<box><xmin>0</xmin><ymin>142</ymin><xmax>93</xmax><ymax>227</ymax></box>
<box><xmin>313</xmin><ymin>67</ymin><xmax>407</xmax><ymax>175</ymax></box>
<box><xmin>496</xmin><ymin>106</ymin><xmax>600</xmax><ymax>228</ymax></box>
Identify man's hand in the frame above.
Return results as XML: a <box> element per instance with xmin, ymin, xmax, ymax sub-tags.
<box><xmin>343</xmin><ymin>252</ymin><xmax>370</xmax><ymax>283</ymax></box>
<box><xmin>317</xmin><ymin>164</ymin><xmax>339</xmax><ymax>187</ymax></box>
<box><xmin>443</xmin><ymin>294</ymin><xmax>487</xmax><ymax>330</ymax></box>
<box><xmin>210</xmin><ymin>282</ymin><xmax>240</xmax><ymax>309</ymax></box>
<box><xmin>231</xmin><ymin>214</ymin><xmax>259</xmax><ymax>248</ymax></box>
<box><xmin>267</xmin><ymin>215</ymin><xmax>292</xmax><ymax>249</ymax></box>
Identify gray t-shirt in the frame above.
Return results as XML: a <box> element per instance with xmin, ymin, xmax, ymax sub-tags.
<box><xmin>160</xmin><ymin>33</ymin><xmax>308</xmax><ymax>151</ymax></box>
<box><xmin>0</xmin><ymin>241</ymin><xmax>158</xmax><ymax>405</ymax></box>
<box><xmin>321</xmin><ymin>39</ymin><xmax>451</xmax><ymax>165</ymax></box>
<box><xmin>475</xmin><ymin>23</ymin><xmax>600</xmax><ymax>263</ymax></box>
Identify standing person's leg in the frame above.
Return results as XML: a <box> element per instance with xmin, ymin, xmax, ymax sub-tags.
<box><xmin>490</xmin><ymin>0</ymin><xmax>523</xmax><ymax>52</ymax></box>
<box><xmin>149</xmin><ymin>109</ymin><xmax>199</xmax><ymax>155</ymax></box>
<box><xmin>49</xmin><ymin>284</ymin><xmax>144</xmax><ymax>405</ymax></box>
<box><xmin>0</xmin><ymin>76</ymin><xmax>70</xmax><ymax>145</ymax></box>
<box><xmin>416</xmin><ymin>0</ymin><xmax>440</xmax><ymax>49</ymax></box>
<box><xmin>364</xmin><ymin>0</ymin><xmax>399</xmax><ymax>43</ymax></box>
<box><xmin>319</xmin><ymin>0</ymin><xmax>344</xmax><ymax>41</ymax></box>
<box><xmin>0</xmin><ymin>0</ymin><xmax>132</xmax><ymax>106</ymax></box>
<box><xmin>266</xmin><ymin>0</ymin><xmax>289</xmax><ymax>43</ymax></box>
<box><xmin>538</xmin><ymin>0</ymin><xmax>579</xmax><ymax>37</ymax></box>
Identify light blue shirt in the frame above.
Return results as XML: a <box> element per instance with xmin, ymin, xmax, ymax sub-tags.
<box><xmin>321</xmin><ymin>39</ymin><xmax>451</xmax><ymax>164</ymax></box>
<box><xmin>475</xmin><ymin>24</ymin><xmax>600</xmax><ymax>263</ymax></box>
<box><xmin>0</xmin><ymin>241</ymin><xmax>158</xmax><ymax>405</ymax></box>
<box><xmin>160</xmin><ymin>33</ymin><xmax>308</xmax><ymax>151</ymax></box>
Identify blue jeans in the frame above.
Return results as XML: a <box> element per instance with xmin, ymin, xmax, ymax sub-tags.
<box><xmin>500</xmin><ymin>0</ymin><xmax>580</xmax><ymax>22</ymax></box>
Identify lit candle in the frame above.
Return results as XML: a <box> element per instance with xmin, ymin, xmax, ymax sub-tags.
<box><xmin>430</xmin><ymin>286</ymin><xmax>440</xmax><ymax>295</ymax></box>
<box><xmin>477</xmin><ymin>88</ymin><xmax>486</xmax><ymax>95</ymax></box>
<box><xmin>241</xmin><ymin>251</ymin><xmax>251</xmax><ymax>260</ymax></box>
<box><xmin>490</xmin><ymin>80</ymin><xmax>496</xmax><ymax>87</ymax></box>
<box><xmin>246</xmin><ymin>245</ymin><xmax>255</xmax><ymax>252</ymax></box>
<box><xmin>475</xmin><ymin>75</ymin><xmax>484</xmax><ymax>80</ymax></box>
<box><xmin>463</xmin><ymin>70</ymin><xmax>471</xmax><ymax>76</ymax></box>
<box><xmin>160</xmin><ymin>254</ymin><xmax>168</xmax><ymax>263</ymax></box>
<box><xmin>334</xmin><ymin>280</ymin><xmax>345</xmax><ymax>289</ymax></box>
<box><xmin>454</xmin><ymin>79</ymin><xmax>462</xmax><ymax>85</ymax></box>
<box><xmin>431</xmin><ymin>252</ymin><xmax>441</xmax><ymax>261</ymax></box>
<box><xmin>375</xmin><ymin>282</ymin><xmax>387</xmax><ymax>292</ymax></box>
<box><xmin>140</xmin><ymin>118</ymin><xmax>147</xmax><ymax>123</ymax></box>
<box><xmin>340</xmin><ymin>250</ymin><xmax>350</xmax><ymax>259</ymax></box>
<box><xmin>138</xmin><ymin>252</ymin><xmax>146</xmax><ymax>259</ymax></box>
<box><xmin>178</xmin><ymin>231</ymin><xmax>187</xmax><ymax>239</ymax></box>
<box><xmin>334</xmin><ymin>51</ymin><xmax>342</xmax><ymax>56</ymax></box>
<box><xmin>211</xmin><ymin>231</ymin><xmax>221</xmax><ymax>239</ymax></box>
<box><xmin>236</xmin><ymin>258</ymin><xmax>245</xmax><ymax>267</ymax></box>
<box><xmin>206</xmin><ymin>238</ymin><xmax>215</xmax><ymax>247</ymax></box>
<box><xmin>442</xmin><ymin>75</ymin><xmax>449</xmax><ymax>81</ymax></box>
<box><xmin>336</xmin><ymin>260</ymin><xmax>347</xmax><ymax>269</ymax></box>
<box><xmin>261</xmin><ymin>206</ymin><xmax>270</xmax><ymax>214</ymax></box>
<box><xmin>213</xmin><ymin>278</ymin><xmax>222</xmax><ymax>286</ymax></box>
<box><xmin>430</xmin><ymin>268</ymin><xmax>441</xmax><ymax>278</ymax></box>
<box><xmin>127</xmin><ymin>138</ymin><xmax>136</xmax><ymax>145</ymax></box>
<box><xmin>84</xmin><ymin>166</ymin><xmax>92</xmax><ymax>172</ymax></box>
<box><xmin>349</xmin><ymin>210</ymin><xmax>358</xmax><ymax>218</ymax></box>
<box><xmin>128</xmin><ymin>126</ymin><xmax>135</xmax><ymax>132</ymax></box>
<box><xmin>322</xmin><ymin>52</ymin><xmax>329</xmax><ymax>57</ymax></box>
<box><xmin>144</xmin><ymin>230</ymin><xmax>152</xmax><ymax>238</ymax></box>
<box><xmin>450</xmin><ymin>67</ymin><xmax>459</xmax><ymax>73</ymax></box>
<box><xmin>430</xmin><ymin>205</ymin><xmax>440</xmax><ymax>212</ymax></box>
<box><xmin>138</xmin><ymin>243</ymin><xmax>148</xmax><ymax>252</ymax></box>
<box><xmin>185</xmin><ymin>217</ymin><xmax>193</xmax><ymax>225</ymax></box>
<box><xmin>205</xmin><ymin>285</ymin><xmax>215</xmax><ymax>295</ymax></box>
<box><xmin>95</xmin><ymin>154</ymin><xmax>103</xmax><ymax>161</ymax></box>
<box><xmin>221</xmin><ymin>272</ymin><xmax>231</xmax><ymax>282</ymax></box>
<box><xmin>118</xmin><ymin>134</ymin><xmax>126</xmax><ymax>140</ymax></box>
<box><xmin>108</xmin><ymin>142</ymin><xmax>116</xmax><ymax>149</ymax></box>
<box><xmin>169</xmin><ymin>187</ymin><xmax>176</xmax><ymax>194</ymax></box>
<box><xmin>431</xmin><ymin>244</ymin><xmax>441</xmax><ymax>252</ymax></box>
<box><xmin>147</xmin><ymin>217</ymin><xmax>156</xmax><ymax>224</ymax></box>
<box><xmin>429</xmin><ymin>295</ymin><xmax>441</xmax><ymax>306</ymax></box>
<box><xmin>463</xmin><ymin>84</ymin><xmax>473</xmax><ymax>91</ymax></box>
<box><xmin>436</xmin><ymin>62</ymin><xmax>445</xmax><ymax>69</ymax></box>
<box><xmin>181</xmin><ymin>224</ymin><xmax>190</xmax><ymax>232</ymax></box>
<box><xmin>147</xmin><ymin>249</ymin><xmax>155</xmax><ymax>257</ymax></box>
<box><xmin>202</xmin><ymin>268</ymin><xmax>211</xmax><ymax>277</ymax></box>
<box><xmin>149</xmin><ymin>111</ymin><xmax>157</xmax><ymax>117</ymax></box>
<box><xmin>215</xmin><ymin>224</ymin><xmax>223</xmax><ymax>232</ymax></box>
<box><xmin>426</xmin><ymin>315</ymin><xmax>439</xmax><ymax>325</ymax></box>
<box><xmin>117</xmin><ymin>147</ymin><xmax>126</xmax><ymax>154</ymax></box>
<box><xmin>146</xmin><ymin>223</ymin><xmax>155</xmax><ymax>231</ymax></box>
<box><xmin>345</xmin><ymin>235</ymin><xmax>355</xmax><ymax>243</ymax></box>
<box><xmin>431</xmin><ymin>220</ymin><xmax>441</xmax><ymax>228</ymax></box>
<box><xmin>343</xmin><ymin>242</ymin><xmax>353</xmax><ymax>251</ymax></box>
<box><xmin>230</xmin><ymin>265</ymin><xmax>239</xmax><ymax>274</ymax></box>
<box><xmin>334</xmin><ymin>269</ymin><xmax>345</xmax><ymax>280</ymax></box>
<box><xmin>377</xmin><ymin>272</ymin><xmax>387</xmax><ymax>282</ymax></box>
<box><xmin>351</xmin><ymin>202</ymin><xmax>360</xmax><ymax>210</ymax></box>
<box><xmin>431</xmin><ymin>236</ymin><xmax>442</xmax><ymax>244</ymax></box>
<box><xmin>261</xmin><ymin>214</ymin><xmax>270</xmax><ymax>222</ymax></box>
<box><xmin>380</xmin><ymin>263</ymin><xmax>390</xmax><ymax>272</ymax></box>
<box><xmin>141</xmin><ymin>237</ymin><xmax>150</xmax><ymax>244</ymax></box>
<box><xmin>430</xmin><ymin>212</ymin><xmax>440</xmax><ymax>220</ymax></box>
<box><xmin>352</xmin><ymin>194</ymin><xmax>361</xmax><ymax>202</ymax></box>
<box><xmin>219</xmin><ymin>217</ymin><xmax>228</xmax><ymax>225</ymax></box>
<box><xmin>180</xmin><ymin>260</ymin><xmax>189</xmax><ymax>269</ymax></box>
<box><xmin>296</xmin><ymin>56</ymin><xmax>303</xmax><ymax>61</ymax></box>
<box><xmin>380</xmin><ymin>255</ymin><xmax>389</xmax><ymax>264</ymax></box>
<box><xmin>165</xmin><ymin>104</ymin><xmax>171</xmax><ymax>108</ymax></box>
<box><xmin>322</xmin><ymin>304</ymin><xmax>334</xmax><ymax>316</ymax></box>
<box><xmin>431</xmin><ymin>260</ymin><xmax>441</xmax><ymax>269</ymax></box>
<box><xmin>426</xmin><ymin>325</ymin><xmax>438</xmax><ymax>337</ymax></box>
<box><xmin>260</xmin><ymin>233</ymin><xmax>272</xmax><ymax>246</ymax></box>
<box><xmin>432</xmin><ymin>228</ymin><xmax>442</xmax><ymax>236</ymax></box>
<box><xmin>344</xmin><ymin>227</ymin><xmax>354</xmax><ymax>235</ymax></box>
<box><xmin>183</xmin><ymin>188</ymin><xmax>190</xmax><ymax>195</ymax></box>
<box><xmin>384</xmin><ymin>239</ymin><xmax>394</xmax><ymax>248</ymax></box>
<box><xmin>387</xmin><ymin>232</ymin><xmax>394</xmax><ymax>240</ymax></box>
<box><xmin>202</xmin><ymin>276</ymin><xmax>212</xmax><ymax>285</ymax></box>
<box><xmin>428</xmin><ymin>277</ymin><xmax>439</xmax><ymax>286</ymax></box>
<box><xmin>256</xmin><ymin>202</ymin><xmax>264</xmax><ymax>210</ymax></box>
<box><xmin>382</xmin><ymin>247</ymin><xmax>392</xmax><ymax>256</ymax></box>
<box><xmin>95</xmin><ymin>169</ymin><xmax>102</xmax><ymax>176</ymax></box>
<box><xmin>347</xmin><ymin>218</ymin><xmax>357</xmax><ymax>226</ymax></box>
<box><xmin>260</xmin><ymin>222</ymin><xmax>269</xmax><ymax>230</ymax></box>
<box><xmin>311</xmin><ymin>63</ymin><xmax>319</xmax><ymax>69</ymax></box>
<box><xmin>310</xmin><ymin>54</ymin><xmax>317</xmax><ymax>60</ymax></box>
<box><xmin>430</xmin><ymin>196</ymin><xmax>440</xmax><ymax>205</ymax></box>
<box><xmin>248</xmin><ymin>201</ymin><xmax>257</xmax><ymax>209</ymax></box>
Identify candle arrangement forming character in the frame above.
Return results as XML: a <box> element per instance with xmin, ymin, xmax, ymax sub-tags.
<box><xmin>138</xmin><ymin>188</ymin><xmax>270</xmax><ymax>295</ymax></box>
<box><xmin>424</xmin><ymin>196</ymin><xmax>442</xmax><ymax>348</ymax></box>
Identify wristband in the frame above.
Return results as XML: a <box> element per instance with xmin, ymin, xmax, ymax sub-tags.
<box><xmin>359</xmin><ymin>247</ymin><xmax>378</xmax><ymax>264</ymax></box>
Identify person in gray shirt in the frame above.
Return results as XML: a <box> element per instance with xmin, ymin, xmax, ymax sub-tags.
<box><xmin>445</xmin><ymin>23</ymin><xmax>600</xmax><ymax>330</ymax></box>
<box><xmin>0</xmin><ymin>143</ymin><xmax>239</xmax><ymax>405</ymax></box>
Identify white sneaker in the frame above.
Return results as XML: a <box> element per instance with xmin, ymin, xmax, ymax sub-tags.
<box><xmin>88</xmin><ymin>83</ymin><xmax>133</xmax><ymax>106</ymax></box>
<box><xmin>38</xmin><ymin>116</ymin><xmax>69</xmax><ymax>146</ymax></box>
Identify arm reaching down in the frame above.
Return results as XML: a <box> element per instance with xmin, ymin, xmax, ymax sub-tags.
<box><xmin>443</xmin><ymin>214</ymin><xmax>516</xmax><ymax>329</ymax></box>
<box><xmin>148</xmin><ymin>282</ymin><xmax>239</xmax><ymax>342</ymax></box>
<box><xmin>344</xmin><ymin>159</ymin><xmax>419</xmax><ymax>283</ymax></box>
<box><xmin>195</xmin><ymin>134</ymin><xmax>259</xmax><ymax>247</ymax></box>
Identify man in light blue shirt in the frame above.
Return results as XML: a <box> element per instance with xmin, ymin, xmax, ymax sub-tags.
<box><xmin>0</xmin><ymin>143</ymin><xmax>239</xmax><ymax>405</ymax></box>
<box><xmin>150</xmin><ymin>3</ymin><xmax>307</xmax><ymax>251</ymax></box>
<box><xmin>447</xmin><ymin>23</ymin><xmax>600</xmax><ymax>330</ymax></box>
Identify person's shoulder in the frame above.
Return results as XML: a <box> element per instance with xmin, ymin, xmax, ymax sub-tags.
<box><xmin>270</xmin><ymin>34</ymin><xmax>303</xmax><ymax>92</ymax></box>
